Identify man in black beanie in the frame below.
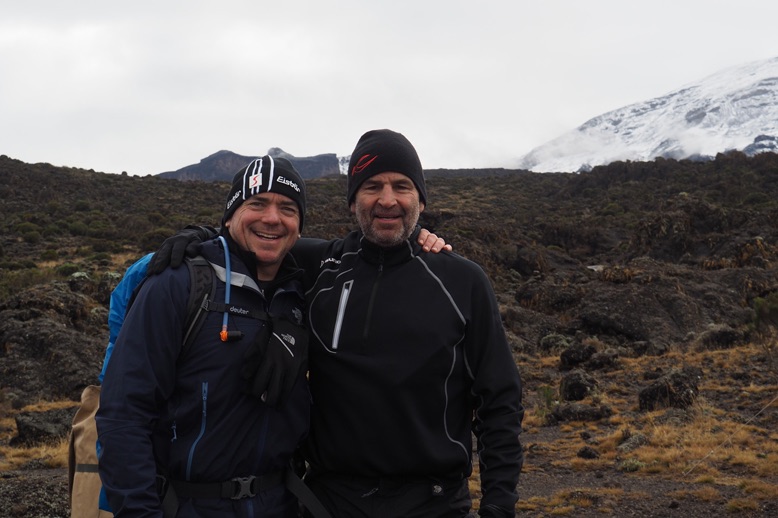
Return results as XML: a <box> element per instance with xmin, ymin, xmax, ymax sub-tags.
<box><xmin>97</xmin><ymin>155</ymin><xmax>311</xmax><ymax>517</ymax></box>
<box><xmin>221</xmin><ymin>155</ymin><xmax>307</xmax><ymax>280</ymax></box>
<box><xmin>346</xmin><ymin>128</ymin><xmax>427</xmax><ymax>206</ymax></box>
<box><xmin>296</xmin><ymin>129</ymin><xmax>524</xmax><ymax>517</ymax></box>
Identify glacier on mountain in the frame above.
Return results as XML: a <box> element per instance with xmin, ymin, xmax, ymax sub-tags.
<box><xmin>517</xmin><ymin>57</ymin><xmax>778</xmax><ymax>173</ymax></box>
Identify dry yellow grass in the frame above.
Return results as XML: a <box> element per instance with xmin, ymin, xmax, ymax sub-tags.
<box><xmin>724</xmin><ymin>497</ymin><xmax>761</xmax><ymax>512</ymax></box>
<box><xmin>0</xmin><ymin>437</ymin><xmax>69</xmax><ymax>472</ymax></box>
<box><xmin>668</xmin><ymin>485</ymin><xmax>721</xmax><ymax>502</ymax></box>
<box><xmin>738</xmin><ymin>478</ymin><xmax>778</xmax><ymax>499</ymax></box>
<box><xmin>513</xmin><ymin>342</ymin><xmax>778</xmax><ymax>515</ymax></box>
<box><xmin>2</xmin><ymin>339</ymin><xmax>775</xmax><ymax>516</ymax></box>
<box><xmin>0</xmin><ymin>400</ymin><xmax>73</xmax><ymax>472</ymax></box>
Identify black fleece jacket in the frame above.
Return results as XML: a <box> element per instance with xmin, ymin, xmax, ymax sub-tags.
<box><xmin>293</xmin><ymin>226</ymin><xmax>524</xmax><ymax>512</ymax></box>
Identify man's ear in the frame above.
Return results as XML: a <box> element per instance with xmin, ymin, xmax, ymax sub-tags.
<box><xmin>419</xmin><ymin>201</ymin><xmax>425</xmax><ymax>213</ymax></box>
<box><xmin>350</xmin><ymin>202</ymin><xmax>356</xmax><ymax>215</ymax></box>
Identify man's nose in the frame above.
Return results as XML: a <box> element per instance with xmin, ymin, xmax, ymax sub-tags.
<box><xmin>377</xmin><ymin>186</ymin><xmax>397</xmax><ymax>206</ymax></box>
<box><xmin>261</xmin><ymin>204</ymin><xmax>282</xmax><ymax>222</ymax></box>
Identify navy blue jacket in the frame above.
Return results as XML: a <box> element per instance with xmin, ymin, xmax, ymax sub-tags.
<box><xmin>96</xmin><ymin>238</ymin><xmax>309</xmax><ymax>517</ymax></box>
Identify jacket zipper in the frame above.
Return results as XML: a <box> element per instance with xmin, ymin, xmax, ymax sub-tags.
<box><xmin>363</xmin><ymin>251</ymin><xmax>384</xmax><ymax>342</ymax></box>
<box><xmin>332</xmin><ymin>280</ymin><xmax>353</xmax><ymax>350</ymax></box>
<box><xmin>186</xmin><ymin>381</ymin><xmax>208</xmax><ymax>480</ymax></box>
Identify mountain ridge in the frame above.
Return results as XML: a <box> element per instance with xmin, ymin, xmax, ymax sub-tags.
<box><xmin>157</xmin><ymin>148</ymin><xmax>341</xmax><ymax>182</ymax></box>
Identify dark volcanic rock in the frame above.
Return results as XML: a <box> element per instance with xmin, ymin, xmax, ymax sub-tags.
<box><xmin>0</xmin><ymin>279</ymin><xmax>110</xmax><ymax>406</ymax></box>
<box><xmin>638</xmin><ymin>367</ymin><xmax>702</xmax><ymax>411</ymax></box>
<box><xmin>559</xmin><ymin>369</ymin><xmax>598</xmax><ymax>401</ymax></box>
<box><xmin>11</xmin><ymin>406</ymin><xmax>78</xmax><ymax>446</ymax></box>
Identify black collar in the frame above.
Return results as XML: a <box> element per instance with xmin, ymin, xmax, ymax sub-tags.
<box><xmin>357</xmin><ymin>225</ymin><xmax>422</xmax><ymax>267</ymax></box>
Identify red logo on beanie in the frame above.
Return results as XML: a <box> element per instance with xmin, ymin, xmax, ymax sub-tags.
<box><xmin>352</xmin><ymin>154</ymin><xmax>378</xmax><ymax>175</ymax></box>
<box><xmin>249</xmin><ymin>172</ymin><xmax>262</xmax><ymax>190</ymax></box>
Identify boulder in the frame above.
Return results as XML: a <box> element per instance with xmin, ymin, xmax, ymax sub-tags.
<box><xmin>559</xmin><ymin>369</ymin><xmax>598</xmax><ymax>401</ymax></box>
<box><xmin>638</xmin><ymin>367</ymin><xmax>702</xmax><ymax>411</ymax></box>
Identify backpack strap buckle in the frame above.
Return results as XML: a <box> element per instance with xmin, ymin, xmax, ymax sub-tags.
<box><xmin>228</xmin><ymin>476</ymin><xmax>258</xmax><ymax>499</ymax></box>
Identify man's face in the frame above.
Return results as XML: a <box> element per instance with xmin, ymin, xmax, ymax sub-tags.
<box><xmin>225</xmin><ymin>192</ymin><xmax>300</xmax><ymax>280</ymax></box>
<box><xmin>350</xmin><ymin>171</ymin><xmax>425</xmax><ymax>248</ymax></box>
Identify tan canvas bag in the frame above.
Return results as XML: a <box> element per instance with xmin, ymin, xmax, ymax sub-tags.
<box><xmin>68</xmin><ymin>385</ymin><xmax>113</xmax><ymax>518</ymax></box>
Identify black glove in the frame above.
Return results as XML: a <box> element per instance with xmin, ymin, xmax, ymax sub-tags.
<box><xmin>147</xmin><ymin>225</ymin><xmax>218</xmax><ymax>275</ymax></box>
<box><xmin>242</xmin><ymin>316</ymin><xmax>308</xmax><ymax>407</ymax></box>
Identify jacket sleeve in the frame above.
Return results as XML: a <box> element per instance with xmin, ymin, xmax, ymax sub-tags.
<box><xmin>465</xmin><ymin>265</ymin><xmax>523</xmax><ymax>514</ymax></box>
<box><xmin>96</xmin><ymin>267</ymin><xmax>189</xmax><ymax>516</ymax></box>
<box><xmin>290</xmin><ymin>237</ymin><xmax>334</xmax><ymax>288</ymax></box>
<box><xmin>99</xmin><ymin>253</ymin><xmax>153</xmax><ymax>383</ymax></box>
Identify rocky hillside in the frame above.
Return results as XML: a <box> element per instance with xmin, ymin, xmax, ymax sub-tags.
<box><xmin>2</xmin><ymin>150</ymin><xmax>778</xmax><ymax>403</ymax></box>
<box><xmin>1</xmin><ymin>151</ymin><xmax>778</xmax><ymax>516</ymax></box>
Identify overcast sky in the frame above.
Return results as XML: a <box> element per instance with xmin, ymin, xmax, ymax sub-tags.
<box><xmin>2</xmin><ymin>1</ymin><xmax>777</xmax><ymax>176</ymax></box>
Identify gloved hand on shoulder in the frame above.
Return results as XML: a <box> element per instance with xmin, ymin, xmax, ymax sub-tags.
<box><xmin>241</xmin><ymin>316</ymin><xmax>309</xmax><ymax>407</ymax></box>
<box><xmin>147</xmin><ymin>225</ymin><xmax>218</xmax><ymax>274</ymax></box>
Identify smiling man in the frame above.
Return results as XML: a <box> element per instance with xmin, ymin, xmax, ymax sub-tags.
<box><xmin>351</xmin><ymin>171</ymin><xmax>424</xmax><ymax>248</ymax></box>
<box><xmin>294</xmin><ymin>129</ymin><xmax>525</xmax><ymax>517</ymax></box>
<box><xmin>222</xmin><ymin>158</ymin><xmax>305</xmax><ymax>280</ymax></box>
<box><xmin>97</xmin><ymin>156</ymin><xmax>310</xmax><ymax>517</ymax></box>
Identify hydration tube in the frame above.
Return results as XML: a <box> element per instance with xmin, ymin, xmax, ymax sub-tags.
<box><xmin>218</xmin><ymin>235</ymin><xmax>232</xmax><ymax>342</ymax></box>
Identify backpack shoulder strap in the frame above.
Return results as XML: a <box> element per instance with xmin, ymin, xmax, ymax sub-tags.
<box><xmin>182</xmin><ymin>255</ymin><xmax>216</xmax><ymax>351</ymax></box>
<box><xmin>123</xmin><ymin>256</ymin><xmax>215</xmax><ymax>352</ymax></box>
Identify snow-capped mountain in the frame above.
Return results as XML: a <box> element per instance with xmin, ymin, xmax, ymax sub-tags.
<box><xmin>518</xmin><ymin>57</ymin><xmax>778</xmax><ymax>173</ymax></box>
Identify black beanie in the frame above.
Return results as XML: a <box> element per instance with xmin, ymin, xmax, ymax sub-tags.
<box><xmin>222</xmin><ymin>156</ymin><xmax>306</xmax><ymax>232</ymax></box>
<box><xmin>347</xmin><ymin>129</ymin><xmax>426</xmax><ymax>205</ymax></box>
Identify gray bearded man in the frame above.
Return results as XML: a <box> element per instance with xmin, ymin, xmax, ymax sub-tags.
<box><xmin>293</xmin><ymin>129</ymin><xmax>524</xmax><ymax>518</ymax></box>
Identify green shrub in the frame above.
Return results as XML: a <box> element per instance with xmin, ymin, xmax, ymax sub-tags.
<box><xmin>618</xmin><ymin>458</ymin><xmax>646</xmax><ymax>472</ymax></box>
<box><xmin>536</xmin><ymin>385</ymin><xmax>558</xmax><ymax>418</ymax></box>
<box><xmin>68</xmin><ymin>221</ymin><xmax>89</xmax><ymax>236</ymax></box>
<box><xmin>90</xmin><ymin>239</ymin><xmax>114</xmax><ymax>253</ymax></box>
<box><xmin>74</xmin><ymin>200</ymin><xmax>91</xmax><ymax>211</ymax></box>
<box><xmin>91</xmin><ymin>252</ymin><xmax>112</xmax><ymax>263</ymax></box>
<box><xmin>15</xmin><ymin>222</ymin><xmax>41</xmax><ymax>234</ymax></box>
<box><xmin>43</xmin><ymin>224</ymin><xmax>62</xmax><ymax>237</ymax></box>
<box><xmin>0</xmin><ymin>261</ymin><xmax>30</xmax><ymax>270</ymax></box>
<box><xmin>753</xmin><ymin>292</ymin><xmax>778</xmax><ymax>330</ymax></box>
<box><xmin>23</xmin><ymin>231</ymin><xmax>42</xmax><ymax>244</ymax></box>
<box><xmin>56</xmin><ymin>263</ymin><xmax>81</xmax><ymax>277</ymax></box>
<box><xmin>0</xmin><ymin>269</ymin><xmax>57</xmax><ymax>301</ymax></box>
<box><xmin>753</xmin><ymin>293</ymin><xmax>778</xmax><ymax>370</ymax></box>
<box><xmin>147</xmin><ymin>212</ymin><xmax>166</xmax><ymax>225</ymax></box>
<box><xmin>41</xmin><ymin>249</ymin><xmax>58</xmax><ymax>261</ymax></box>
<box><xmin>45</xmin><ymin>201</ymin><xmax>62</xmax><ymax>215</ymax></box>
<box><xmin>600</xmin><ymin>202</ymin><xmax>623</xmax><ymax>216</ymax></box>
<box><xmin>140</xmin><ymin>228</ymin><xmax>175</xmax><ymax>252</ymax></box>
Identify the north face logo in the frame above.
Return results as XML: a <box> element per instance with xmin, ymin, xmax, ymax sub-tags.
<box><xmin>281</xmin><ymin>333</ymin><xmax>295</xmax><ymax>346</ymax></box>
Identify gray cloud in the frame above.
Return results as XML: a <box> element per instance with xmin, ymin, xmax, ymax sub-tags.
<box><xmin>2</xmin><ymin>0</ymin><xmax>777</xmax><ymax>175</ymax></box>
